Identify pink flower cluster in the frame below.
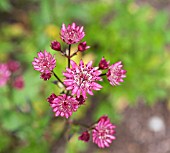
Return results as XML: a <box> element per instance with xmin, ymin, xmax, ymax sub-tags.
<box><xmin>32</xmin><ymin>22</ymin><xmax>126</xmax><ymax>149</ymax></box>
<box><xmin>0</xmin><ymin>60</ymin><xmax>24</xmax><ymax>89</ymax></box>
<box><xmin>78</xmin><ymin>115</ymin><xmax>116</xmax><ymax>148</ymax></box>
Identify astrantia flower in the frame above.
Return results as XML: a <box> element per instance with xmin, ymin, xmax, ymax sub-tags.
<box><xmin>106</xmin><ymin>61</ymin><xmax>126</xmax><ymax>86</ymax></box>
<box><xmin>92</xmin><ymin>115</ymin><xmax>116</xmax><ymax>148</ymax></box>
<box><xmin>0</xmin><ymin>64</ymin><xmax>11</xmax><ymax>87</ymax></box>
<box><xmin>63</xmin><ymin>60</ymin><xmax>102</xmax><ymax>98</ymax></box>
<box><xmin>50</xmin><ymin>94</ymin><xmax>79</xmax><ymax>118</ymax></box>
<box><xmin>32</xmin><ymin>50</ymin><xmax>56</xmax><ymax>73</ymax></box>
<box><xmin>60</xmin><ymin>22</ymin><xmax>85</xmax><ymax>44</ymax></box>
<box><xmin>78</xmin><ymin>131</ymin><xmax>90</xmax><ymax>142</ymax></box>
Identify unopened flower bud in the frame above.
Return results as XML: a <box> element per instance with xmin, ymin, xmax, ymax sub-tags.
<box><xmin>78</xmin><ymin>131</ymin><xmax>90</xmax><ymax>142</ymax></box>
<box><xmin>40</xmin><ymin>73</ymin><xmax>52</xmax><ymax>81</ymax></box>
<box><xmin>13</xmin><ymin>76</ymin><xmax>24</xmax><ymax>90</ymax></box>
<box><xmin>76</xmin><ymin>95</ymin><xmax>85</xmax><ymax>105</ymax></box>
<box><xmin>99</xmin><ymin>57</ymin><xmax>110</xmax><ymax>70</ymax></box>
<box><xmin>78</xmin><ymin>41</ymin><xmax>90</xmax><ymax>52</ymax></box>
<box><xmin>47</xmin><ymin>93</ymin><xmax>57</xmax><ymax>103</ymax></box>
<box><xmin>51</xmin><ymin>40</ymin><xmax>61</xmax><ymax>51</ymax></box>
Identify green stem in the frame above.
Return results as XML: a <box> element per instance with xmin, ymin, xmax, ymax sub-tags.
<box><xmin>99</xmin><ymin>73</ymin><xmax>106</xmax><ymax>77</ymax></box>
<box><xmin>68</xmin><ymin>45</ymin><xmax>71</xmax><ymax>68</ymax></box>
<box><xmin>52</xmin><ymin>71</ymin><xmax>65</xmax><ymax>87</ymax></box>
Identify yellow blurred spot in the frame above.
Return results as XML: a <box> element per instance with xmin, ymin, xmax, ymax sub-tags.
<box><xmin>146</xmin><ymin>7</ymin><xmax>156</xmax><ymax>21</ymax></box>
<box><xmin>33</xmin><ymin>101</ymin><xmax>47</xmax><ymax>116</ymax></box>
<box><xmin>0</xmin><ymin>54</ymin><xmax>8</xmax><ymax>61</ymax></box>
<box><xmin>128</xmin><ymin>2</ymin><xmax>139</xmax><ymax>14</ymax></box>
<box><xmin>51</xmin><ymin>120</ymin><xmax>65</xmax><ymax>133</ymax></box>
<box><xmin>71</xmin><ymin>46</ymin><xmax>82</xmax><ymax>63</ymax></box>
<box><xmin>83</xmin><ymin>53</ymin><xmax>96</xmax><ymax>64</ymax></box>
<box><xmin>3</xmin><ymin>23</ymin><xmax>27</xmax><ymax>37</ymax></box>
<box><xmin>115</xmin><ymin>96</ymin><xmax>129</xmax><ymax>112</ymax></box>
<box><xmin>45</xmin><ymin>24</ymin><xmax>60</xmax><ymax>39</ymax></box>
<box><xmin>101</xmin><ymin>0</ymin><xmax>113</xmax><ymax>4</ymax></box>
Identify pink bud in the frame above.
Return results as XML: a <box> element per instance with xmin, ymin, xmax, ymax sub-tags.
<box><xmin>76</xmin><ymin>95</ymin><xmax>86</xmax><ymax>105</ymax></box>
<box><xmin>13</xmin><ymin>76</ymin><xmax>24</xmax><ymax>90</ymax></box>
<box><xmin>47</xmin><ymin>93</ymin><xmax>57</xmax><ymax>104</ymax></box>
<box><xmin>40</xmin><ymin>73</ymin><xmax>52</xmax><ymax>81</ymax></box>
<box><xmin>51</xmin><ymin>40</ymin><xmax>61</xmax><ymax>51</ymax></box>
<box><xmin>78</xmin><ymin>131</ymin><xmax>90</xmax><ymax>142</ymax></box>
<box><xmin>78</xmin><ymin>41</ymin><xmax>90</xmax><ymax>52</ymax></box>
<box><xmin>98</xmin><ymin>115</ymin><xmax>109</xmax><ymax>122</ymax></box>
<box><xmin>99</xmin><ymin>57</ymin><xmax>110</xmax><ymax>70</ymax></box>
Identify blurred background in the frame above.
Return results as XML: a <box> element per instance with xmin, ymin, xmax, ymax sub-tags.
<box><xmin>0</xmin><ymin>0</ymin><xmax>170</xmax><ymax>153</ymax></box>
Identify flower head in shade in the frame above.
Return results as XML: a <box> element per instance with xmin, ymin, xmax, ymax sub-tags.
<box><xmin>32</xmin><ymin>50</ymin><xmax>56</xmax><ymax>73</ymax></box>
<box><xmin>92</xmin><ymin>115</ymin><xmax>116</xmax><ymax>148</ymax></box>
<box><xmin>78</xmin><ymin>41</ymin><xmax>90</xmax><ymax>52</ymax></box>
<box><xmin>63</xmin><ymin>60</ymin><xmax>102</xmax><ymax>98</ymax></box>
<box><xmin>99</xmin><ymin>57</ymin><xmax>110</xmax><ymax>70</ymax></box>
<box><xmin>0</xmin><ymin>64</ymin><xmax>11</xmax><ymax>87</ymax></box>
<box><xmin>60</xmin><ymin>22</ymin><xmax>85</xmax><ymax>44</ymax></box>
<box><xmin>13</xmin><ymin>76</ymin><xmax>24</xmax><ymax>89</ymax></box>
<box><xmin>78</xmin><ymin>131</ymin><xmax>90</xmax><ymax>142</ymax></box>
<box><xmin>50</xmin><ymin>94</ymin><xmax>79</xmax><ymax>118</ymax></box>
<box><xmin>7</xmin><ymin>60</ymin><xmax>20</xmax><ymax>72</ymax></box>
<box><xmin>106</xmin><ymin>61</ymin><xmax>126</xmax><ymax>86</ymax></box>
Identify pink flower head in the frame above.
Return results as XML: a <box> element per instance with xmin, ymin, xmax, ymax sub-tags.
<box><xmin>32</xmin><ymin>50</ymin><xmax>56</xmax><ymax>73</ymax></box>
<box><xmin>99</xmin><ymin>57</ymin><xmax>110</xmax><ymax>70</ymax></box>
<box><xmin>13</xmin><ymin>76</ymin><xmax>24</xmax><ymax>89</ymax></box>
<box><xmin>0</xmin><ymin>64</ymin><xmax>11</xmax><ymax>87</ymax></box>
<box><xmin>92</xmin><ymin>115</ymin><xmax>116</xmax><ymax>148</ymax></box>
<box><xmin>78</xmin><ymin>131</ymin><xmax>90</xmax><ymax>142</ymax></box>
<box><xmin>63</xmin><ymin>60</ymin><xmax>102</xmax><ymax>98</ymax></box>
<box><xmin>78</xmin><ymin>41</ymin><xmax>90</xmax><ymax>52</ymax></box>
<box><xmin>60</xmin><ymin>22</ymin><xmax>85</xmax><ymax>44</ymax></box>
<box><xmin>50</xmin><ymin>94</ymin><xmax>79</xmax><ymax>118</ymax></box>
<box><xmin>7</xmin><ymin>60</ymin><xmax>20</xmax><ymax>72</ymax></box>
<box><xmin>51</xmin><ymin>40</ymin><xmax>61</xmax><ymax>51</ymax></box>
<box><xmin>40</xmin><ymin>73</ymin><xmax>52</xmax><ymax>81</ymax></box>
<box><xmin>106</xmin><ymin>61</ymin><xmax>126</xmax><ymax>86</ymax></box>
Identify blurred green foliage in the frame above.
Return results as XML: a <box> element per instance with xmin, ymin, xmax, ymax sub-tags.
<box><xmin>0</xmin><ymin>0</ymin><xmax>170</xmax><ymax>152</ymax></box>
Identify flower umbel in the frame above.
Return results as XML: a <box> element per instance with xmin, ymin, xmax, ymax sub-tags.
<box><xmin>106</xmin><ymin>61</ymin><xmax>126</xmax><ymax>86</ymax></box>
<box><xmin>50</xmin><ymin>94</ymin><xmax>79</xmax><ymax>118</ymax></box>
<box><xmin>63</xmin><ymin>60</ymin><xmax>102</xmax><ymax>98</ymax></box>
<box><xmin>60</xmin><ymin>22</ymin><xmax>85</xmax><ymax>44</ymax></box>
<box><xmin>92</xmin><ymin>115</ymin><xmax>116</xmax><ymax>148</ymax></box>
<box><xmin>0</xmin><ymin>64</ymin><xmax>11</xmax><ymax>87</ymax></box>
<box><xmin>32</xmin><ymin>50</ymin><xmax>56</xmax><ymax>73</ymax></box>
